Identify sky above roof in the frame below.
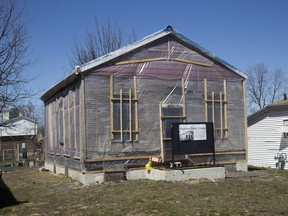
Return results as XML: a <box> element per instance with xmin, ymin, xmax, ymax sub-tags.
<box><xmin>24</xmin><ymin>0</ymin><xmax>288</xmax><ymax>104</ymax></box>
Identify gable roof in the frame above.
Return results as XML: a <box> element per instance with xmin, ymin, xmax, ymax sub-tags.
<box><xmin>0</xmin><ymin>116</ymin><xmax>37</xmax><ymax>126</ymax></box>
<box><xmin>248</xmin><ymin>98</ymin><xmax>288</xmax><ymax>122</ymax></box>
<box><xmin>40</xmin><ymin>26</ymin><xmax>247</xmax><ymax>102</ymax></box>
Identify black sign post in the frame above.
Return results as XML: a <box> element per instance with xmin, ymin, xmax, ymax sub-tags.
<box><xmin>171</xmin><ymin>122</ymin><xmax>215</xmax><ymax>168</ymax></box>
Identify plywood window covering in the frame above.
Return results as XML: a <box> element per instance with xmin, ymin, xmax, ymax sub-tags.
<box><xmin>110</xmin><ymin>75</ymin><xmax>139</xmax><ymax>142</ymax></box>
<box><xmin>204</xmin><ymin>79</ymin><xmax>227</xmax><ymax>139</ymax></box>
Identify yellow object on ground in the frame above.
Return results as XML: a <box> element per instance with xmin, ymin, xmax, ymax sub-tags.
<box><xmin>145</xmin><ymin>161</ymin><xmax>154</xmax><ymax>171</ymax></box>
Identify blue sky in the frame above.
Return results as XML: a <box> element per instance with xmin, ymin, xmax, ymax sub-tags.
<box><xmin>25</xmin><ymin>0</ymin><xmax>288</xmax><ymax>103</ymax></box>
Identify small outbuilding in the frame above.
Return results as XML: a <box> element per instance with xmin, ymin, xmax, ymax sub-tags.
<box><xmin>248</xmin><ymin>97</ymin><xmax>288</xmax><ymax>169</ymax></box>
<box><xmin>41</xmin><ymin>26</ymin><xmax>248</xmax><ymax>181</ymax></box>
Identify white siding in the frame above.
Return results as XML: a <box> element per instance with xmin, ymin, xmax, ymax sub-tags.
<box><xmin>248</xmin><ymin>110</ymin><xmax>288</xmax><ymax>169</ymax></box>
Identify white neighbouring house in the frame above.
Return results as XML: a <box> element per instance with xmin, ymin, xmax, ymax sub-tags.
<box><xmin>0</xmin><ymin>116</ymin><xmax>38</xmax><ymax>153</ymax></box>
<box><xmin>248</xmin><ymin>97</ymin><xmax>288</xmax><ymax>169</ymax></box>
<box><xmin>0</xmin><ymin>116</ymin><xmax>37</xmax><ymax>137</ymax></box>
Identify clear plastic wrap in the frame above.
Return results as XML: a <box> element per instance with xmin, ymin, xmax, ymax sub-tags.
<box><xmin>44</xmin><ymin>36</ymin><xmax>246</xmax><ymax>170</ymax></box>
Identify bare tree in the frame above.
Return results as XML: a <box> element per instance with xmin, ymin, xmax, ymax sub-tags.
<box><xmin>18</xmin><ymin>100</ymin><xmax>44</xmax><ymax>135</ymax></box>
<box><xmin>69</xmin><ymin>18</ymin><xmax>136</xmax><ymax>67</ymax></box>
<box><xmin>0</xmin><ymin>0</ymin><xmax>32</xmax><ymax>113</ymax></box>
<box><xmin>247</xmin><ymin>63</ymin><xmax>287</xmax><ymax>113</ymax></box>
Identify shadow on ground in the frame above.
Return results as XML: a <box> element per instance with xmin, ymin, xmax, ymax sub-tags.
<box><xmin>0</xmin><ymin>171</ymin><xmax>26</xmax><ymax>208</ymax></box>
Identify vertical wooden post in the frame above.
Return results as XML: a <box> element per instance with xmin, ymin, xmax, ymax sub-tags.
<box><xmin>68</xmin><ymin>92</ymin><xmax>71</xmax><ymax>149</ymax></box>
<box><xmin>212</xmin><ymin>91</ymin><xmax>215</xmax><ymax>136</ymax></box>
<box><xmin>242</xmin><ymin>80</ymin><xmax>248</xmax><ymax>161</ymax></box>
<box><xmin>62</xmin><ymin>97</ymin><xmax>66</xmax><ymax>148</ymax></box>
<box><xmin>133</xmin><ymin>76</ymin><xmax>139</xmax><ymax>140</ymax></box>
<box><xmin>120</xmin><ymin>89</ymin><xmax>123</xmax><ymax>142</ymax></box>
<box><xmin>49</xmin><ymin>103</ymin><xmax>53</xmax><ymax>149</ymax></box>
<box><xmin>159</xmin><ymin>102</ymin><xmax>164</xmax><ymax>161</ymax></box>
<box><xmin>212</xmin><ymin>91</ymin><xmax>215</xmax><ymax>124</ymax></box>
<box><xmin>223</xmin><ymin>79</ymin><xmax>227</xmax><ymax>138</ymax></box>
<box><xmin>159</xmin><ymin>102</ymin><xmax>165</xmax><ymax>162</ymax></box>
<box><xmin>129</xmin><ymin>89</ymin><xmax>132</xmax><ymax>141</ymax></box>
<box><xmin>204</xmin><ymin>79</ymin><xmax>208</xmax><ymax>122</ymax></box>
<box><xmin>81</xmin><ymin>76</ymin><xmax>87</xmax><ymax>160</ymax></box>
<box><xmin>110</xmin><ymin>76</ymin><xmax>114</xmax><ymax>139</ymax></box>
<box><xmin>74</xmin><ymin>90</ymin><xmax>77</xmax><ymax>150</ymax></box>
<box><xmin>168</xmin><ymin>38</ymin><xmax>171</xmax><ymax>60</ymax></box>
<box><xmin>181</xmin><ymin>78</ymin><xmax>186</xmax><ymax>121</ymax></box>
<box><xmin>220</xmin><ymin>92</ymin><xmax>223</xmax><ymax>139</ymax></box>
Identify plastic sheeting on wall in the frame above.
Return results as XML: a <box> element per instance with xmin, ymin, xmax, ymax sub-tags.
<box><xmin>44</xmin><ymin>36</ymin><xmax>246</xmax><ymax>169</ymax></box>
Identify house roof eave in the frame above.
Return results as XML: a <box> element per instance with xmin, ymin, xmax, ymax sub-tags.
<box><xmin>248</xmin><ymin>102</ymin><xmax>288</xmax><ymax>122</ymax></box>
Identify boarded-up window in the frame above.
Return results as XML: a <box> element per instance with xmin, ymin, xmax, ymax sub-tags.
<box><xmin>205</xmin><ymin>79</ymin><xmax>227</xmax><ymax>139</ymax></box>
<box><xmin>110</xmin><ymin>76</ymin><xmax>139</xmax><ymax>142</ymax></box>
<box><xmin>113</xmin><ymin>100</ymin><xmax>136</xmax><ymax>141</ymax></box>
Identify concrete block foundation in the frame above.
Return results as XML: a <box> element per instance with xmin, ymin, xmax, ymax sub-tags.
<box><xmin>45</xmin><ymin>162</ymin><xmax>225</xmax><ymax>185</ymax></box>
<box><xmin>127</xmin><ymin>167</ymin><xmax>225</xmax><ymax>181</ymax></box>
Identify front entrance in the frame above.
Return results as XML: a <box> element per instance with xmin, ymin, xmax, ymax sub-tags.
<box><xmin>159</xmin><ymin>78</ymin><xmax>186</xmax><ymax>162</ymax></box>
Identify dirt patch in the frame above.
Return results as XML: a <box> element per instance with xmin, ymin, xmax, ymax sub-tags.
<box><xmin>1</xmin><ymin>167</ymin><xmax>288</xmax><ymax>215</ymax></box>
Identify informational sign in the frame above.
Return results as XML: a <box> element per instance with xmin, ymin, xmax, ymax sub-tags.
<box><xmin>179</xmin><ymin>124</ymin><xmax>207</xmax><ymax>141</ymax></box>
<box><xmin>171</xmin><ymin>122</ymin><xmax>215</xmax><ymax>156</ymax></box>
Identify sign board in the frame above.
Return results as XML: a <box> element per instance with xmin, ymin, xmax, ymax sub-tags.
<box><xmin>179</xmin><ymin>124</ymin><xmax>207</xmax><ymax>141</ymax></box>
<box><xmin>171</xmin><ymin>122</ymin><xmax>215</xmax><ymax>155</ymax></box>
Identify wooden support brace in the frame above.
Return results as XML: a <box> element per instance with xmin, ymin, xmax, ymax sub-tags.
<box><xmin>129</xmin><ymin>89</ymin><xmax>132</xmax><ymax>141</ymax></box>
<box><xmin>116</xmin><ymin>57</ymin><xmax>166</xmax><ymax>65</ymax></box>
<box><xmin>172</xmin><ymin>58</ymin><xmax>213</xmax><ymax>67</ymax></box>
<box><xmin>161</xmin><ymin>116</ymin><xmax>186</xmax><ymax>119</ymax></box>
<box><xmin>84</xmin><ymin>155</ymin><xmax>160</xmax><ymax>162</ymax></box>
<box><xmin>112</xmin><ymin>130</ymin><xmax>139</xmax><ymax>133</ymax></box>
<box><xmin>115</xmin><ymin>57</ymin><xmax>213</xmax><ymax>67</ymax></box>
<box><xmin>212</xmin><ymin>91</ymin><xmax>215</xmax><ymax>137</ymax></box>
<box><xmin>48</xmin><ymin>103</ymin><xmax>53</xmax><ymax>148</ymax></box>
<box><xmin>204</xmin><ymin>79</ymin><xmax>208</xmax><ymax>122</ymax></box>
<box><xmin>74</xmin><ymin>90</ymin><xmax>77</xmax><ymax>150</ymax></box>
<box><xmin>159</xmin><ymin>102</ymin><xmax>164</xmax><ymax>161</ymax></box>
<box><xmin>220</xmin><ymin>92</ymin><xmax>223</xmax><ymax>139</ymax></box>
<box><xmin>62</xmin><ymin>97</ymin><xmax>65</xmax><ymax>148</ymax></box>
<box><xmin>120</xmin><ymin>89</ymin><xmax>123</xmax><ymax>142</ymax></box>
<box><xmin>68</xmin><ymin>93</ymin><xmax>71</xmax><ymax>148</ymax></box>
<box><xmin>223</xmin><ymin>79</ymin><xmax>227</xmax><ymax>138</ymax></box>
<box><xmin>81</xmin><ymin>76</ymin><xmax>87</xmax><ymax>160</ymax></box>
<box><xmin>181</xmin><ymin>78</ymin><xmax>186</xmax><ymax>121</ymax></box>
<box><xmin>133</xmin><ymin>76</ymin><xmax>139</xmax><ymax>140</ymax></box>
<box><xmin>212</xmin><ymin>91</ymin><xmax>215</xmax><ymax>124</ymax></box>
<box><xmin>110</xmin><ymin>75</ymin><xmax>114</xmax><ymax>139</ymax></box>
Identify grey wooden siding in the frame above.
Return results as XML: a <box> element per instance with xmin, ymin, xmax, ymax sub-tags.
<box><xmin>84</xmin><ymin>74</ymin><xmax>246</xmax><ymax>161</ymax></box>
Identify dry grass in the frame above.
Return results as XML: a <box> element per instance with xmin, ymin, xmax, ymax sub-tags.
<box><xmin>1</xmin><ymin>167</ymin><xmax>288</xmax><ymax>215</ymax></box>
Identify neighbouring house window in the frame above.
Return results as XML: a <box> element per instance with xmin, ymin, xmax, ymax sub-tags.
<box><xmin>204</xmin><ymin>79</ymin><xmax>227</xmax><ymax>139</ymax></box>
<box><xmin>283</xmin><ymin>120</ymin><xmax>288</xmax><ymax>138</ymax></box>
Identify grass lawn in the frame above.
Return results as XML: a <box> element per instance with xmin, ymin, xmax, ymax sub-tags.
<box><xmin>1</xmin><ymin>167</ymin><xmax>288</xmax><ymax>215</ymax></box>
